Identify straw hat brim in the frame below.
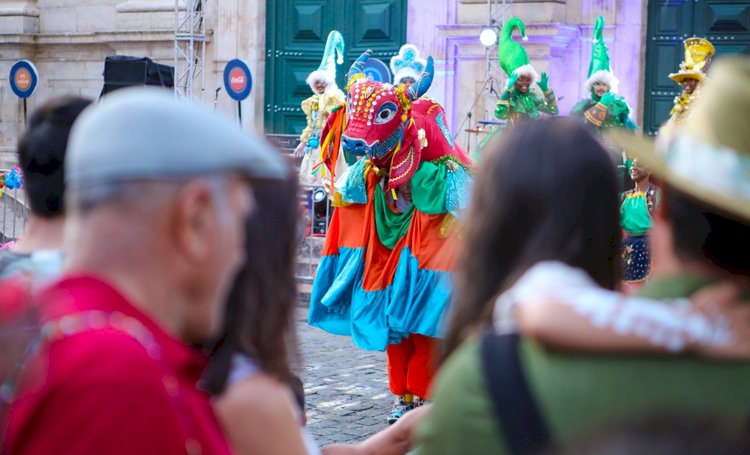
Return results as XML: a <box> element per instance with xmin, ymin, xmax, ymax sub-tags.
<box><xmin>606</xmin><ymin>129</ymin><xmax>750</xmax><ymax>223</ymax></box>
<box><xmin>668</xmin><ymin>71</ymin><xmax>704</xmax><ymax>83</ymax></box>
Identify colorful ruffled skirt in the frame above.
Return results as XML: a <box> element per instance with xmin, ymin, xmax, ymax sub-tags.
<box><xmin>308</xmin><ymin>158</ymin><xmax>471</xmax><ymax>350</ymax></box>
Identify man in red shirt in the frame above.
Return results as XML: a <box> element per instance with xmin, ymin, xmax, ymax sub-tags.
<box><xmin>3</xmin><ymin>87</ymin><xmax>286</xmax><ymax>454</ymax></box>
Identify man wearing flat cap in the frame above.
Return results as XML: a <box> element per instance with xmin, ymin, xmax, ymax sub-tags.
<box><xmin>4</xmin><ymin>88</ymin><xmax>286</xmax><ymax>455</ymax></box>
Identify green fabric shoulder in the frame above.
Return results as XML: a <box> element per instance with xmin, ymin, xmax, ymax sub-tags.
<box><xmin>524</xmin><ymin>336</ymin><xmax>750</xmax><ymax>443</ymax></box>
<box><xmin>571</xmin><ymin>98</ymin><xmax>595</xmax><ymax>115</ymax></box>
<box><xmin>415</xmin><ymin>338</ymin><xmax>509</xmax><ymax>455</ymax></box>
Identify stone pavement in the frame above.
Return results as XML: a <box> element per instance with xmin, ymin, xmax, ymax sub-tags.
<box><xmin>295</xmin><ymin>308</ymin><xmax>392</xmax><ymax>446</ymax></box>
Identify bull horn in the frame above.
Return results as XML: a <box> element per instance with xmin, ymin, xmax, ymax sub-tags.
<box><xmin>346</xmin><ymin>50</ymin><xmax>372</xmax><ymax>84</ymax></box>
<box><xmin>407</xmin><ymin>56</ymin><xmax>434</xmax><ymax>101</ymax></box>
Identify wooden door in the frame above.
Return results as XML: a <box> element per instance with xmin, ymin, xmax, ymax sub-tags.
<box><xmin>264</xmin><ymin>0</ymin><xmax>407</xmax><ymax>134</ymax></box>
<box><xmin>643</xmin><ymin>0</ymin><xmax>750</xmax><ymax>135</ymax></box>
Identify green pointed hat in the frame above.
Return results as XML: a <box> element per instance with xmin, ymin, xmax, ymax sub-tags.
<box><xmin>307</xmin><ymin>30</ymin><xmax>345</xmax><ymax>91</ymax></box>
<box><xmin>497</xmin><ymin>17</ymin><xmax>538</xmax><ymax>82</ymax></box>
<box><xmin>586</xmin><ymin>16</ymin><xmax>619</xmax><ymax>93</ymax></box>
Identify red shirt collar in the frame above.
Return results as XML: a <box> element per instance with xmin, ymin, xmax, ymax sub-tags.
<box><xmin>39</xmin><ymin>275</ymin><xmax>208</xmax><ymax>382</ymax></box>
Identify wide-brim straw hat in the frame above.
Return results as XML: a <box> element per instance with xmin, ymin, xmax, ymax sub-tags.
<box><xmin>668</xmin><ymin>68</ymin><xmax>705</xmax><ymax>83</ymax></box>
<box><xmin>608</xmin><ymin>57</ymin><xmax>750</xmax><ymax>223</ymax></box>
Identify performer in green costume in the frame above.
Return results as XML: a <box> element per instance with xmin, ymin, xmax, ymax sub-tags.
<box><xmin>570</xmin><ymin>16</ymin><xmax>636</xmax><ymax>191</ymax></box>
<box><xmin>571</xmin><ymin>16</ymin><xmax>636</xmax><ymax>132</ymax></box>
<box><xmin>476</xmin><ymin>17</ymin><xmax>558</xmax><ymax>158</ymax></box>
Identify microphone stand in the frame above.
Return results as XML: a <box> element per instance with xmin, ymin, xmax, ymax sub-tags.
<box><xmin>488</xmin><ymin>77</ymin><xmax>500</xmax><ymax>99</ymax></box>
<box><xmin>213</xmin><ymin>86</ymin><xmax>222</xmax><ymax>112</ymax></box>
<box><xmin>453</xmin><ymin>77</ymin><xmax>492</xmax><ymax>142</ymax></box>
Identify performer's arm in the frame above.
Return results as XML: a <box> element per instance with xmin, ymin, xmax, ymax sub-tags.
<box><xmin>494</xmin><ymin>97</ymin><xmax>510</xmax><ymax>119</ymax></box>
<box><xmin>299</xmin><ymin>97</ymin><xmax>314</xmax><ymax>143</ymax></box>
<box><xmin>536</xmin><ymin>72</ymin><xmax>559</xmax><ymax>116</ymax></box>
<box><xmin>328</xmin><ymin>89</ymin><xmax>347</xmax><ymax>112</ymax></box>
<box><xmin>494</xmin><ymin>263</ymin><xmax>750</xmax><ymax>360</ymax></box>
<box><xmin>494</xmin><ymin>73</ymin><xmax>518</xmax><ymax>119</ymax></box>
<box><xmin>623</xmin><ymin>115</ymin><xmax>638</xmax><ymax>131</ymax></box>
<box><xmin>582</xmin><ymin>92</ymin><xmax>614</xmax><ymax>128</ymax></box>
<box><xmin>537</xmin><ymin>90</ymin><xmax>559</xmax><ymax>115</ymax></box>
<box><xmin>570</xmin><ymin>100</ymin><xmax>590</xmax><ymax>121</ymax></box>
<box><xmin>608</xmin><ymin>97</ymin><xmax>637</xmax><ymax>130</ymax></box>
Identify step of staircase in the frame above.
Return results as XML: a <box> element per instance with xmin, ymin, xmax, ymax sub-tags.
<box><xmin>296</xmin><ymin>235</ymin><xmax>327</xmax><ymax>305</ymax></box>
<box><xmin>0</xmin><ymin>188</ymin><xmax>28</xmax><ymax>244</ymax></box>
<box><xmin>265</xmin><ymin>135</ymin><xmax>329</xmax><ymax>307</ymax></box>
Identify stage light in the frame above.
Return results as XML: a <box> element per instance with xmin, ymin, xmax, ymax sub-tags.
<box><xmin>479</xmin><ymin>25</ymin><xmax>498</xmax><ymax>47</ymax></box>
<box><xmin>312</xmin><ymin>188</ymin><xmax>327</xmax><ymax>203</ymax></box>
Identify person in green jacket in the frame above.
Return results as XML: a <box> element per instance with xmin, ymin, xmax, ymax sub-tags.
<box><xmin>475</xmin><ymin>17</ymin><xmax>558</xmax><ymax>160</ymax></box>
<box><xmin>571</xmin><ymin>16</ymin><xmax>636</xmax><ymax>193</ymax></box>
<box><xmin>416</xmin><ymin>58</ymin><xmax>750</xmax><ymax>455</ymax></box>
<box><xmin>570</xmin><ymin>16</ymin><xmax>636</xmax><ymax>132</ymax></box>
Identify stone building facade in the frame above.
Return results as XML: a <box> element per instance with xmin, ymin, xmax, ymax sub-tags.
<box><xmin>2</xmin><ymin>0</ymin><xmax>645</xmax><ymax>167</ymax></box>
<box><xmin>0</xmin><ymin>0</ymin><xmax>268</xmax><ymax>168</ymax></box>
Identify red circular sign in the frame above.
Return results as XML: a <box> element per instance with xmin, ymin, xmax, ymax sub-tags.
<box><xmin>229</xmin><ymin>68</ymin><xmax>247</xmax><ymax>92</ymax></box>
<box><xmin>14</xmin><ymin>69</ymin><xmax>31</xmax><ymax>90</ymax></box>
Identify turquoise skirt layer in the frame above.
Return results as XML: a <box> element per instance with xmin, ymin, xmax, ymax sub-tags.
<box><xmin>388</xmin><ymin>247</ymin><xmax>452</xmax><ymax>339</ymax></box>
<box><xmin>308</xmin><ymin>246</ymin><xmax>452</xmax><ymax>351</ymax></box>
<box><xmin>308</xmin><ymin>247</ymin><xmax>362</xmax><ymax>337</ymax></box>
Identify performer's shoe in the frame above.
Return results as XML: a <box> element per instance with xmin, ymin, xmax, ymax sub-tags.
<box><xmin>413</xmin><ymin>396</ymin><xmax>430</xmax><ymax>407</ymax></box>
<box><xmin>387</xmin><ymin>395</ymin><xmax>415</xmax><ymax>425</ymax></box>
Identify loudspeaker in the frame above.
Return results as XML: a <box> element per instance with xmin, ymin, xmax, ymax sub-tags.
<box><xmin>100</xmin><ymin>56</ymin><xmax>174</xmax><ymax>97</ymax></box>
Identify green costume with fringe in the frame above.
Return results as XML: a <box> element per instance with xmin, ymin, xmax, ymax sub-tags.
<box><xmin>476</xmin><ymin>17</ymin><xmax>559</xmax><ymax>157</ymax></box>
<box><xmin>572</xmin><ymin>16</ymin><xmax>636</xmax><ymax>132</ymax></box>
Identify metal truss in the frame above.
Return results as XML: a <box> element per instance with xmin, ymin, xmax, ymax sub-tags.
<box><xmin>174</xmin><ymin>0</ymin><xmax>206</xmax><ymax>100</ymax></box>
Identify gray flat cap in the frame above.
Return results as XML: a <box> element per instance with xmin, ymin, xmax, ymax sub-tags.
<box><xmin>66</xmin><ymin>87</ymin><xmax>286</xmax><ymax>186</ymax></box>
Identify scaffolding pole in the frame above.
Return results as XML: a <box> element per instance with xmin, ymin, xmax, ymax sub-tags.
<box><xmin>174</xmin><ymin>0</ymin><xmax>206</xmax><ymax>101</ymax></box>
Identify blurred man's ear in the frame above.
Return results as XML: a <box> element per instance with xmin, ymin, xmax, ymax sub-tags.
<box><xmin>173</xmin><ymin>180</ymin><xmax>217</xmax><ymax>265</ymax></box>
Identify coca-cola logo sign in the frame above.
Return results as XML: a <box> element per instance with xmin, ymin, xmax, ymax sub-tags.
<box><xmin>224</xmin><ymin>59</ymin><xmax>253</xmax><ymax>101</ymax></box>
<box><xmin>229</xmin><ymin>68</ymin><xmax>246</xmax><ymax>92</ymax></box>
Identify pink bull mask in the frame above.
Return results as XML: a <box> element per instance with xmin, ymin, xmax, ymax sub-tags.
<box><xmin>341</xmin><ymin>50</ymin><xmax>434</xmax><ymax>189</ymax></box>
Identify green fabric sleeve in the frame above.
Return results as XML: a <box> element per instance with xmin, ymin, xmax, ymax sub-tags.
<box><xmin>410</xmin><ymin>161</ymin><xmax>448</xmax><ymax>214</ymax></box>
<box><xmin>570</xmin><ymin>99</ymin><xmax>590</xmax><ymax>115</ymax></box>
<box><xmin>539</xmin><ymin>90</ymin><xmax>559</xmax><ymax>115</ymax></box>
<box><xmin>495</xmin><ymin>100</ymin><xmax>510</xmax><ymax>119</ymax></box>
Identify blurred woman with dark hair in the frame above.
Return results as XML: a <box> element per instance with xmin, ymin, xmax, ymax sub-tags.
<box><xmin>205</xmin><ymin>167</ymin><xmax>425</xmax><ymax>455</ymax></box>
<box><xmin>440</xmin><ymin>118</ymin><xmax>749</xmax><ymax>364</ymax></box>
<box><xmin>441</xmin><ymin>117</ymin><xmax>622</xmax><ymax>361</ymax></box>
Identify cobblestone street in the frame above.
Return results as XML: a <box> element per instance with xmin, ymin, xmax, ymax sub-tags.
<box><xmin>296</xmin><ymin>309</ymin><xmax>391</xmax><ymax>446</ymax></box>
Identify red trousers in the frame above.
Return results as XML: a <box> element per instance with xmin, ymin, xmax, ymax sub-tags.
<box><xmin>386</xmin><ymin>334</ymin><xmax>438</xmax><ymax>398</ymax></box>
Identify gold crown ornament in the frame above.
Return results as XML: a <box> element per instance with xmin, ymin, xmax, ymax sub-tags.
<box><xmin>669</xmin><ymin>37</ymin><xmax>715</xmax><ymax>83</ymax></box>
